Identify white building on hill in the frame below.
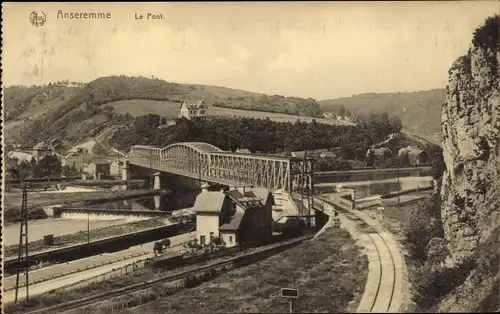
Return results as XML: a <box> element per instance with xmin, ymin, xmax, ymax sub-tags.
<box><xmin>179</xmin><ymin>99</ymin><xmax>209</xmax><ymax>120</ymax></box>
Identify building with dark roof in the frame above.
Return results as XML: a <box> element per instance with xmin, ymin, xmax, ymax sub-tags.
<box><xmin>194</xmin><ymin>185</ymin><xmax>274</xmax><ymax>247</ymax></box>
<box><xmin>32</xmin><ymin>141</ymin><xmax>53</xmax><ymax>160</ymax></box>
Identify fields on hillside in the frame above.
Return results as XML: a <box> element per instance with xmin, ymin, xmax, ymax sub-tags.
<box><xmin>320</xmin><ymin>89</ymin><xmax>444</xmax><ymax>138</ymax></box>
<box><xmin>109</xmin><ymin>99</ymin><xmax>354</xmax><ymax>126</ymax></box>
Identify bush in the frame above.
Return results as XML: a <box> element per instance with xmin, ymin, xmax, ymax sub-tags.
<box><xmin>412</xmin><ymin>258</ymin><xmax>475</xmax><ymax>310</ymax></box>
<box><xmin>406</xmin><ymin>195</ymin><xmax>444</xmax><ymax>263</ymax></box>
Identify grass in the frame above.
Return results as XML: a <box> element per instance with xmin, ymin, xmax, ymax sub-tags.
<box><xmin>116</xmin><ymin>225</ymin><xmax>368</xmax><ymax>313</ymax></box>
<box><xmin>5</xmin><ymin>226</ymin><xmax>368</xmax><ymax>314</ymax></box>
<box><xmin>3</xmin><ymin>218</ymin><xmax>166</xmax><ymax>259</ymax></box>
<box><xmin>108</xmin><ymin>99</ymin><xmax>353</xmax><ymax>126</ymax></box>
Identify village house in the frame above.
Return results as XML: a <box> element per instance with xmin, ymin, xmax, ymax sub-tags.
<box><xmin>179</xmin><ymin>99</ymin><xmax>209</xmax><ymax>120</ymax></box>
<box><xmin>110</xmin><ymin>160</ymin><xmax>124</xmax><ymax>177</ymax></box>
<box><xmin>398</xmin><ymin>146</ymin><xmax>429</xmax><ymax>165</ymax></box>
<box><xmin>49</xmin><ymin>138</ymin><xmax>64</xmax><ymax>154</ymax></box>
<box><xmin>291</xmin><ymin>149</ymin><xmax>335</xmax><ymax>159</ymax></box>
<box><xmin>62</xmin><ymin>153</ymin><xmax>92</xmax><ymax>173</ymax></box>
<box><xmin>84</xmin><ymin>158</ymin><xmax>111</xmax><ymax>179</ymax></box>
<box><xmin>32</xmin><ymin>142</ymin><xmax>54</xmax><ymax>160</ymax></box>
<box><xmin>235</xmin><ymin>148</ymin><xmax>252</xmax><ymax>154</ymax></box>
<box><xmin>194</xmin><ymin>184</ymin><xmax>274</xmax><ymax>248</ymax></box>
<box><xmin>366</xmin><ymin>147</ymin><xmax>393</xmax><ymax>167</ymax></box>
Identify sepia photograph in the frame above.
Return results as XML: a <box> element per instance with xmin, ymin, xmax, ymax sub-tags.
<box><xmin>1</xmin><ymin>1</ymin><xmax>499</xmax><ymax>313</ymax></box>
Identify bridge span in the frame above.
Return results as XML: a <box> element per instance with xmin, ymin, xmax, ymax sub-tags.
<box><xmin>128</xmin><ymin>142</ymin><xmax>313</xmax><ymax>192</ymax></box>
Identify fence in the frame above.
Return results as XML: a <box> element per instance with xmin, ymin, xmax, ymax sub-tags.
<box><xmin>57</xmin><ymin>259</ymin><xmax>149</xmax><ymax>294</ymax></box>
<box><xmin>55</xmin><ymin>237</ymin><xmax>195</xmax><ymax>294</ymax></box>
<box><xmin>5</xmin><ymin>251</ymin><xmax>152</xmax><ymax>291</ymax></box>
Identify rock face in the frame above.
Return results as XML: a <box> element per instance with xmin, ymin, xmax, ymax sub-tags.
<box><xmin>441</xmin><ymin>16</ymin><xmax>500</xmax><ymax>262</ymax></box>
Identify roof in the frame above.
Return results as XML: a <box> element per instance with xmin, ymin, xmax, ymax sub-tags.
<box><xmin>371</xmin><ymin>148</ymin><xmax>392</xmax><ymax>157</ymax></box>
<box><xmin>321</xmin><ymin>151</ymin><xmax>336</xmax><ymax>158</ymax></box>
<box><xmin>408</xmin><ymin>149</ymin><xmax>425</xmax><ymax>157</ymax></box>
<box><xmin>219</xmin><ymin>207</ymin><xmax>245</xmax><ymax>231</ymax></box>
<box><xmin>226</xmin><ymin>189</ymin><xmax>264</xmax><ymax>209</ymax></box>
<box><xmin>291</xmin><ymin>151</ymin><xmax>307</xmax><ymax>158</ymax></box>
<box><xmin>236</xmin><ymin>148</ymin><xmax>251</xmax><ymax>154</ymax></box>
<box><xmin>245</xmin><ymin>187</ymin><xmax>271</xmax><ymax>204</ymax></box>
<box><xmin>90</xmin><ymin>158</ymin><xmax>111</xmax><ymax>165</ymax></box>
<box><xmin>194</xmin><ymin>190</ymin><xmax>226</xmax><ymax>213</ymax></box>
<box><xmin>33</xmin><ymin>142</ymin><xmax>50</xmax><ymax>150</ymax></box>
<box><xmin>180</xmin><ymin>99</ymin><xmax>206</xmax><ymax>109</ymax></box>
<box><xmin>398</xmin><ymin>146</ymin><xmax>413</xmax><ymax>156</ymax></box>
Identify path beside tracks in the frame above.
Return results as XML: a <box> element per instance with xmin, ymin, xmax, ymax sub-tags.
<box><xmin>312</xmin><ymin>195</ymin><xmax>408</xmax><ymax>313</ymax></box>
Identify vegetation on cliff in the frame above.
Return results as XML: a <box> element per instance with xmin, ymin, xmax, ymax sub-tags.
<box><xmin>406</xmin><ymin>14</ymin><xmax>500</xmax><ymax>313</ymax></box>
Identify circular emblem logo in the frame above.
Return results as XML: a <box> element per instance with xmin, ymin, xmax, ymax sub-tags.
<box><xmin>29</xmin><ymin>11</ymin><xmax>46</xmax><ymax>27</ymax></box>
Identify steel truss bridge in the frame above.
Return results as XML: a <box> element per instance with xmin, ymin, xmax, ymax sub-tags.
<box><xmin>129</xmin><ymin>142</ymin><xmax>314</xmax><ymax>192</ymax></box>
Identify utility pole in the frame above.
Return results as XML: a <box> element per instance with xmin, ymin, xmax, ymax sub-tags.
<box><xmin>15</xmin><ymin>183</ymin><xmax>30</xmax><ymax>303</ymax></box>
<box><xmin>87</xmin><ymin>212</ymin><xmax>90</xmax><ymax>244</ymax></box>
<box><xmin>149</xmin><ymin>149</ymin><xmax>153</xmax><ymax>189</ymax></box>
<box><xmin>397</xmin><ymin>159</ymin><xmax>401</xmax><ymax>208</ymax></box>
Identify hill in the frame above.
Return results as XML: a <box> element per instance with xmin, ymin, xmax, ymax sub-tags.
<box><xmin>319</xmin><ymin>89</ymin><xmax>445</xmax><ymax>143</ymax></box>
<box><xmin>3</xmin><ymin>76</ymin><xmax>345</xmax><ymax>149</ymax></box>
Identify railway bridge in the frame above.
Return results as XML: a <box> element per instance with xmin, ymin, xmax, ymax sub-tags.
<box><xmin>127</xmin><ymin>142</ymin><xmax>314</xmax><ymax>192</ymax></box>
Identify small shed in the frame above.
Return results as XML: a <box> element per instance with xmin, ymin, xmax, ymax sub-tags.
<box><xmin>408</xmin><ymin>149</ymin><xmax>428</xmax><ymax>165</ymax></box>
<box><xmin>85</xmin><ymin>158</ymin><xmax>111</xmax><ymax>179</ymax></box>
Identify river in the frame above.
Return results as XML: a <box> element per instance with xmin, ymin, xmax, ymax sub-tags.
<box><xmin>315</xmin><ymin>176</ymin><xmax>433</xmax><ymax>198</ymax></box>
<box><xmin>4</xmin><ymin>176</ymin><xmax>432</xmax><ymax>246</ymax></box>
<box><xmin>3</xmin><ymin>217</ymin><xmax>146</xmax><ymax>247</ymax></box>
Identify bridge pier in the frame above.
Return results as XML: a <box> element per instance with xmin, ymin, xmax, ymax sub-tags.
<box><xmin>154</xmin><ymin>172</ymin><xmax>163</xmax><ymax>210</ymax></box>
<box><xmin>122</xmin><ymin>160</ymin><xmax>131</xmax><ymax>190</ymax></box>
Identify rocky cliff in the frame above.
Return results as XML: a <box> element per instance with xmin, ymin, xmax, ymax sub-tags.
<box><xmin>441</xmin><ymin>15</ymin><xmax>499</xmax><ymax>262</ymax></box>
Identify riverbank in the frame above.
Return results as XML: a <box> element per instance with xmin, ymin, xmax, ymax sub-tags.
<box><xmin>116</xmin><ymin>225</ymin><xmax>368</xmax><ymax>313</ymax></box>
<box><xmin>3</xmin><ymin>189</ymin><xmax>156</xmax><ymax>223</ymax></box>
<box><xmin>3</xmin><ymin>218</ymin><xmax>167</xmax><ymax>259</ymax></box>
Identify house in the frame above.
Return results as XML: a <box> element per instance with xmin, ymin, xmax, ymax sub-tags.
<box><xmin>366</xmin><ymin>147</ymin><xmax>393</xmax><ymax>167</ymax></box>
<box><xmin>84</xmin><ymin>158</ymin><xmax>111</xmax><ymax>179</ymax></box>
<box><xmin>194</xmin><ymin>184</ymin><xmax>274</xmax><ymax>248</ymax></box>
<box><xmin>62</xmin><ymin>153</ymin><xmax>92</xmax><ymax>173</ymax></box>
<box><xmin>236</xmin><ymin>148</ymin><xmax>251</xmax><ymax>154</ymax></box>
<box><xmin>408</xmin><ymin>149</ymin><xmax>428</xmax><ymax>165</ymax></box>
<box><xmin>398</xmin><ymin>146</ymin><xmax>429</xmax><ymax>165</ymax></box>
<box><xmin>110</xmin><ymin>160</ymin><xmax>124</xmax><ymax>176</ymax></box>
<box><xmin>291</xmin><ymin>149</ymin><xmax>332</xmax><ymax>159</ymax></box>
<box><xmin>179</xmin><ymin>99</ymin><xmax>209</xmax><ymax>120</ymax></box>
<box><xmin>32</xmin><ymin>142</ymin><xmax>53</xmax><ymax>160</ymax></box>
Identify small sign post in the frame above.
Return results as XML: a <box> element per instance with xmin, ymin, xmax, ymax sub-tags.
<box><xmin>377</xmin><ymin>206</ymin><xmax>384</xmax><ymax>222</ymax></box>
<box><xmin>281</xmin><ymin>288</ymin><xmax>299</xmax><ymax>313</ymax></box>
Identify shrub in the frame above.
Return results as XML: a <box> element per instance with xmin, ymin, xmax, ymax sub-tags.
<box><xmin>406</xmin><ymin>195</ymin><xmax>444</xmax><ymax>263</ymax></box>
<box><xmin>425</xmin><ymin>237</ymin><xmax>449</xmax><ymax>266</ymax></box>
<box><xmin>412</xmin><ymin>258</ymin><xmax>475</xmax><ymax>310</ymax></box>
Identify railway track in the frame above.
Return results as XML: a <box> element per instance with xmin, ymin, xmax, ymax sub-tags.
<box><xmin>311</xmin><ymin>195</ymin><xmax>401</xmax><ymax>313</ymax></box>
<box><xmin>26</xmin><ymin>234</ymin><xmax>313</xmax><ymax>314</ymax></box>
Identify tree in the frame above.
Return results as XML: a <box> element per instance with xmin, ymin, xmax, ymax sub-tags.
<box><xmin>399</xmin><ymin>153</ymin><xmax>411</xmax><ymax>167</ymax></box>
<box><xmin>338</xmin><ymin>105</ymin><xmax>346</xmax><ymax>116</ymax></box>
<box><xmin>34</xmin><ymin>155</ymin><xmax>62</xmax><ymax>178</ymax></box>
<box><xmin>212</xmin><ymin>237</ymin><xmax>223</xmax><ymax>246</ymax></box>
<box><xmin>162</xmin><ymin>238</ymin><xmax>171</xmax><ymax>249</ymax></box>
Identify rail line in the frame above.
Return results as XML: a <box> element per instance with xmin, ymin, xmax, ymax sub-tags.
<box><xmin>312</xmin><ymin>195</ymin><xmax>399</xmax><ymax>313</ymax></box>
<box><xmin>26</xmin><ymin>234</ymin><xmax>313</xmax><ymax>314</ymax></box>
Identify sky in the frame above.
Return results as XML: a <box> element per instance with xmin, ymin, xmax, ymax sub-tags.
<box><xmin>2</xmin><ymin>1</ymin><xmax>499</xmax><ymax>100</ymax></box>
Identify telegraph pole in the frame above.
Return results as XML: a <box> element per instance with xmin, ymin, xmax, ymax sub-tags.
<box><xmin>87</xmin><ymin>212</ymin><xmax>90</xmax><ymax>243</ymax></box>
<box><xmin>149</xmin><ymin>149</ymin><xmax>153</xmax><ymax>189</ymax></box>
<box><xmin>15</xmin><ymin>183</ymin><xmax>30</xmax><ymax>302</ymax></box>
<box><xmin>397</xmin><ymin>159</ymin><xmax>401</xmax><ymax>208</ymax></box>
